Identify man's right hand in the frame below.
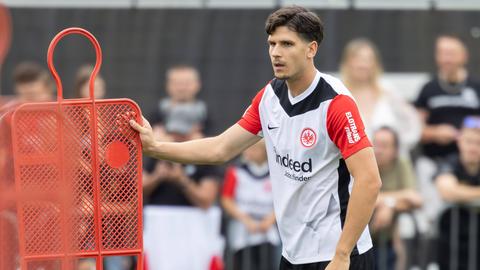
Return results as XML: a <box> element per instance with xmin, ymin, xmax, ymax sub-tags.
<box><xmin>434</xmin><ymin>124</ymin><xmax>459</xmax><ymax>145</ymax></box>
<box><xmin>129</xmin><ymin>116</ymin><xmax>157</xmax><ymax>156</ymax></box>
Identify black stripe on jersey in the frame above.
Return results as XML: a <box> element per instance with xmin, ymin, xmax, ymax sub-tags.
<box><xmin>337</xmin><ymin>159</ymin><xmax>359</xmax><ymax>256</ymax></box>
<box><xmin>270</xmin><ymin>77</ymin><xmax>338</xmax><ymax>117</ymax></box>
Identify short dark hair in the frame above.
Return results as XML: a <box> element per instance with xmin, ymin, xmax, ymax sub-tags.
<box><xmin>13</xmin><ymin>62</ymin><xmax>52</xmax><ymax>87</ymax></box>
<box><xmin>265</xmin><ymin>6</ymin><xmax>324</xmax><ymax>44</ymax></box>
<box><xmin>166</xmin><ymin>64</ymin><xmax>200</xmax><ymax>80</ymax></box>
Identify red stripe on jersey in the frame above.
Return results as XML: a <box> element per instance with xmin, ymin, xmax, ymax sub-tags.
<box><xmin>326</xmin><ymin>95</ymin><xmax>371</xmax><ymax>159</ymax></box>
<box><xmin>222</xmin><ymin>166</ymin><xmax>237</xmax><ymax>198</ymax></box>
<box><xmin>237</xmin><ymin>87</ymin><xmax>265</xmax><ymax>135</ymax></box>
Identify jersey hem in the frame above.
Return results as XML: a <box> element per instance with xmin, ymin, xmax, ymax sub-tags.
<box><xmin>281</xmin><ymin>243</ymin><xmax>373</xmax><ymax>265</ymax></box>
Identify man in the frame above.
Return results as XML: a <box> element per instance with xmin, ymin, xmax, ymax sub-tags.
<box><xmin>372</xmin><ymin>127</ymin><xmax>422</xmax><ymax>231</ymax></box>
<box><xmin>435</xmin><ymin>116</ymin><xmax>480</xmax><ymax>270</ymax></box>
<box><xmin>413</xmin><ymin>35</ymin><xmax>480</xmax><ymax>253</ymax></box>
<box><xmin>144</xmin><ymin>64</ymin><xmax>217</xmax><ymax>208</ymax></box>
<box><xmin>149</xmin><ymin>64</ymin><xmax>209</xmax><ymax>140</ymax></box>
<box><xmin>415</xmin><ymin>35</ymin><xmax>480</xmax><ymax>160</ymax></box>
<box><xmin>371</xmin><ymin>127</ymin><xmax>422</xmax><ymax>269</ymax></box>
<box><xmin>13</xmin><ymin>61</ymin><xmax>54</xmax><ymax>102</ymax></box>
<box><xmin>130</xmin><ymin>6</ymin><xmax>381</xmax><ymax>269</ymax></box>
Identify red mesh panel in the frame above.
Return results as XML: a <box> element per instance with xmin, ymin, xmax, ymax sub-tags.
<box><xmin>7</xmin><ymin>27</ymin><xmax>143</xmax><ymax>270</ymax></box>
<box><xmin>11</xmin><ymin>101</ymin><xmax>143</xmax><ymax>269</ymax></box>
<box><xmin>0</xmin><ymin>102</ymin><xmax>19</xmax><ymax>270</ymax></box>
<box><xmin>97</xmin><ymin>103</ymin><xmax>141</xmax><ymax>251</ymax></box>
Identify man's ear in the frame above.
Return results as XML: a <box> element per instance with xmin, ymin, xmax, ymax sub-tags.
<box><xmin>307</xmin><ymin>41</ymin><xmax>318</xmax><ymax>59</ymax></box>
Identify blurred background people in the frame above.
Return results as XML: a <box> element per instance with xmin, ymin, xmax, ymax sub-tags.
<box><xmin>413</xmin><ymin>36</ymin><xmax>480</xmax><ymax>266</ymax></box>
<box><xmin>340</xmin><ymin>38</ymin><xmax>421</xmax><ymax>155</ymax></box>
<box><xmin>415</xmin><ymin>35</ymin><xmax>480</xmax><ymax>161</ymax></box>
<box><xmin>221</xmin><ymin>140</ymin><xmax>280</xmax><ymax>270</ymax></box>
<box><xmin>143</xmin><ymin>64</ymin><xmax>218</xmax><ymax>208</ymax></box>
<box><xmin>74</xmin><ymin>64</ymin><xmax>106</xmax><ymax>99</ymax></box>
<box><xmin>13</xmin><ymin>61</ymin><xmax>53</xmax><ymax>102</ymax></box>
<box><xmin>149</xmin><ymin>64</ymin><xmax>209</xmax><ymax>141</ymax></box>
<box><xmin>435</xmin><ymin>116</ymin><xmax>480</xmax><ymax>270</ymax></box>
<box><xmin>142</xmin><ymin>64</ymin><xmax>222</xmax><ymax>270</ymax></box>
<box><xmin>371</xmin><ymin>127</ymin><xmax>423</xmax><ymax>270</ymax></box>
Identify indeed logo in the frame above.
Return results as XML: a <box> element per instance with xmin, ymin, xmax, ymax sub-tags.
<box><xmin>274</xmin><ymin>148</ymin><xmax>312</xmax><ymax>173</ymax></box>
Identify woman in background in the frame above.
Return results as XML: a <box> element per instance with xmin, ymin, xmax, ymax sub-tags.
<box><xmin>340</xmin><ymin>38</ymin><xmax>421</xmax><ymax>155</ymax></box>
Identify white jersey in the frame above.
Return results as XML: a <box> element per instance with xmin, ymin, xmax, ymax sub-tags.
<box><xmin>222</xmin><ymin>162</ymin><xmax>280</xmax><ymax>251</ymax></box>
<box><xmin>237</xmin><ymin>71</ymin><xmax>373</xmax><ymax>264</ymax></box>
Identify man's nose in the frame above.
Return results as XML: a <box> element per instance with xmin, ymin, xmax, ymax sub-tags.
<box><xmin>271</xmin><ymin>45</ymin><xmax>281</xmax><ymax>57</ymax></box>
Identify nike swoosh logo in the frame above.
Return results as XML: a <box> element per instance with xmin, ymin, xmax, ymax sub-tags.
<box><xmin>268</xmin><ymin>124</ymin><xmax>279</xmax><ymax>130</ymax></box>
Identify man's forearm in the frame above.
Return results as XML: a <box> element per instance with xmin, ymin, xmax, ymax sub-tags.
<box><xmin>421</xmin><ymin>125</ymin><xmax>439</xmax><ymax>143</ymax></box>
<box><xmin>146</xmin><ymin>136</ymin><xmax>228</xmax><ymax>165</ymax></box>
<box><xmin>449</xmin><ymin>184</ymin><xmax>480</xmax><ymax>203</ymax></box>
<box><xmin>143</xmin><ymin>124</ymin><xmax>260</xmax><ymax>165</ymax></box>
<box><xmin>335</xmin><ymin>175</ymin><xmax>380</xmax><ymax>257</ymax></box>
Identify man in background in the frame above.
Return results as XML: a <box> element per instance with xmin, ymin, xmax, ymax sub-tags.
<box><xmin>435</xmin><ymin>116</ymin><xmax>480</xmax><ymax>270</ymax></box>
<box><xmin>13</xmin><ymin>61</ymin><xmax>54</xmax><ymax>102</ymax></box>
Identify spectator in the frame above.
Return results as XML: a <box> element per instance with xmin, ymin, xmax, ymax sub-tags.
<box><xmin>221</xmin><ymin>140</ymin><xmax>280</xmax><ymax>270</ymax></box>
<box><xmin>340</xmin><ymin>38</ymin><xmax>421</xmax><ymax>155</ymax></box>
<box><xmin>142</xmin><ymin>130</ymin><xmax>222</xmax><ymax>270</ymax></box>
<box><xmin>435</xmin><ymin>116</ymin><xmax>480</xmax><ymax>270</ymax></box>
<box><xmin>13</xmin><ymin>61</ymin><xmax>53</xmax><ymax>102</ymax></box>
<box><xmin>415</xmin><ymin>35</ymin><xmax>480</xmax><ymax>160</ymax></box>
<box><xmin>74</xmin><ymin>64</ymin><xmax>106</xmax><ymax>99</ymax></box>
<box><xmin>413</xmin><ymin>35</ymin><xmax>480</xmax><ymax>245</ymax></box>
<box><xmin>371</xmin><ymin>127</ymin><xmax>423</xmax><ymax>270</ymax></box>
<box><xmin>142</xmin><ymin>66</ymin><xmax>220</xmax><ymax>269</ymax></box>
<box><xmin>144</xmin><ymin>63</ymin><xmax>218</xmax><ymax>208</ymax></box>
<box><xmin>149</xmin><ymin>64</ymin><xmax>209</xmax><ymax>141</ymax></box>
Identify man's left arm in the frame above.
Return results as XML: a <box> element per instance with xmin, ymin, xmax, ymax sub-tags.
<box><xmin>325</xmin><ymin>94</ymin><xmax>382</xmax><ymax>269</ymax></box>
<box><xmin>334</xmin><ymin>147</ymin><xmax>381</xmax><ymax>259</ymax></box>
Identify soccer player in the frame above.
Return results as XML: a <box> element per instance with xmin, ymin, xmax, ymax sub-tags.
<box><xmin>129</xmin><ymin>6</ymin><xmax>381</xmax><ymax>270</ymax></box>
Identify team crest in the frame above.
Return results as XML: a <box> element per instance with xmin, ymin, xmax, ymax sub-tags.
<box><xmin>300</xmin><ymin>128</ymin><xmax>317</xmax><ymax>148</ymax></box>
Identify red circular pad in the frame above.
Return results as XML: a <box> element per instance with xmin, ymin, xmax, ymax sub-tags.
<box><xmin>105</xmin><ymin>141</ymin><xmax>130</xmax><ymax>169</ymax></box>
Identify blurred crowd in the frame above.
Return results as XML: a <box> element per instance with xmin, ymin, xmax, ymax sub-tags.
<box><xmin>2</xmin><ymin>34</ymin><xmax>480</xmax><ymax>270</ymax></box>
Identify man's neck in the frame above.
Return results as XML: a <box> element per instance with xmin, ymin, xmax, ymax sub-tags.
<box><xmin>440</xmin><ymin>68</ymin><xmax>467</xmax><ymax>83</ymax></box>
<box><xmin>286</xmin><ymin>67</ymin><xmax>317</xmax><ymax>98</ymax></box>
<box><xmin>461</xmin><ymin>157</ymin><xmax>480</xmax><ymax>176</ymax></box>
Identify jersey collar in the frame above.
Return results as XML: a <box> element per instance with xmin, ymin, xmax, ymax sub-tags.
<box><xmin>288</xmin><ymin>70</ymin><xmax>321</xmax><ymax>105</ymax></box>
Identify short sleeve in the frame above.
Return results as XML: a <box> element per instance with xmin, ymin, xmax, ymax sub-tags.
<box><xmin>237</xmin><ymin>87</ymin><xmax>265</xmax><ymax>136</ymax></box>
<box><xmin>222</xmin><ymin>166</ymin><xmax>237</xmax><ymax>198</ymax></box>
<box><xmin>326</xmin><ymin>95</ymin><xmax>372</xmax><ymax>159</ymax></box>
<box><xmin>414</xmin><ymin>83</ymin><xmax>430</xmax><ymax>109</ymax></box>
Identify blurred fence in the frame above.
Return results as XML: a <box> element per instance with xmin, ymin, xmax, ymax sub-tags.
<box><xmin>442</xmin><ymin>202</ymin><xmax>480</xmax><ymax>270</ymax></box>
